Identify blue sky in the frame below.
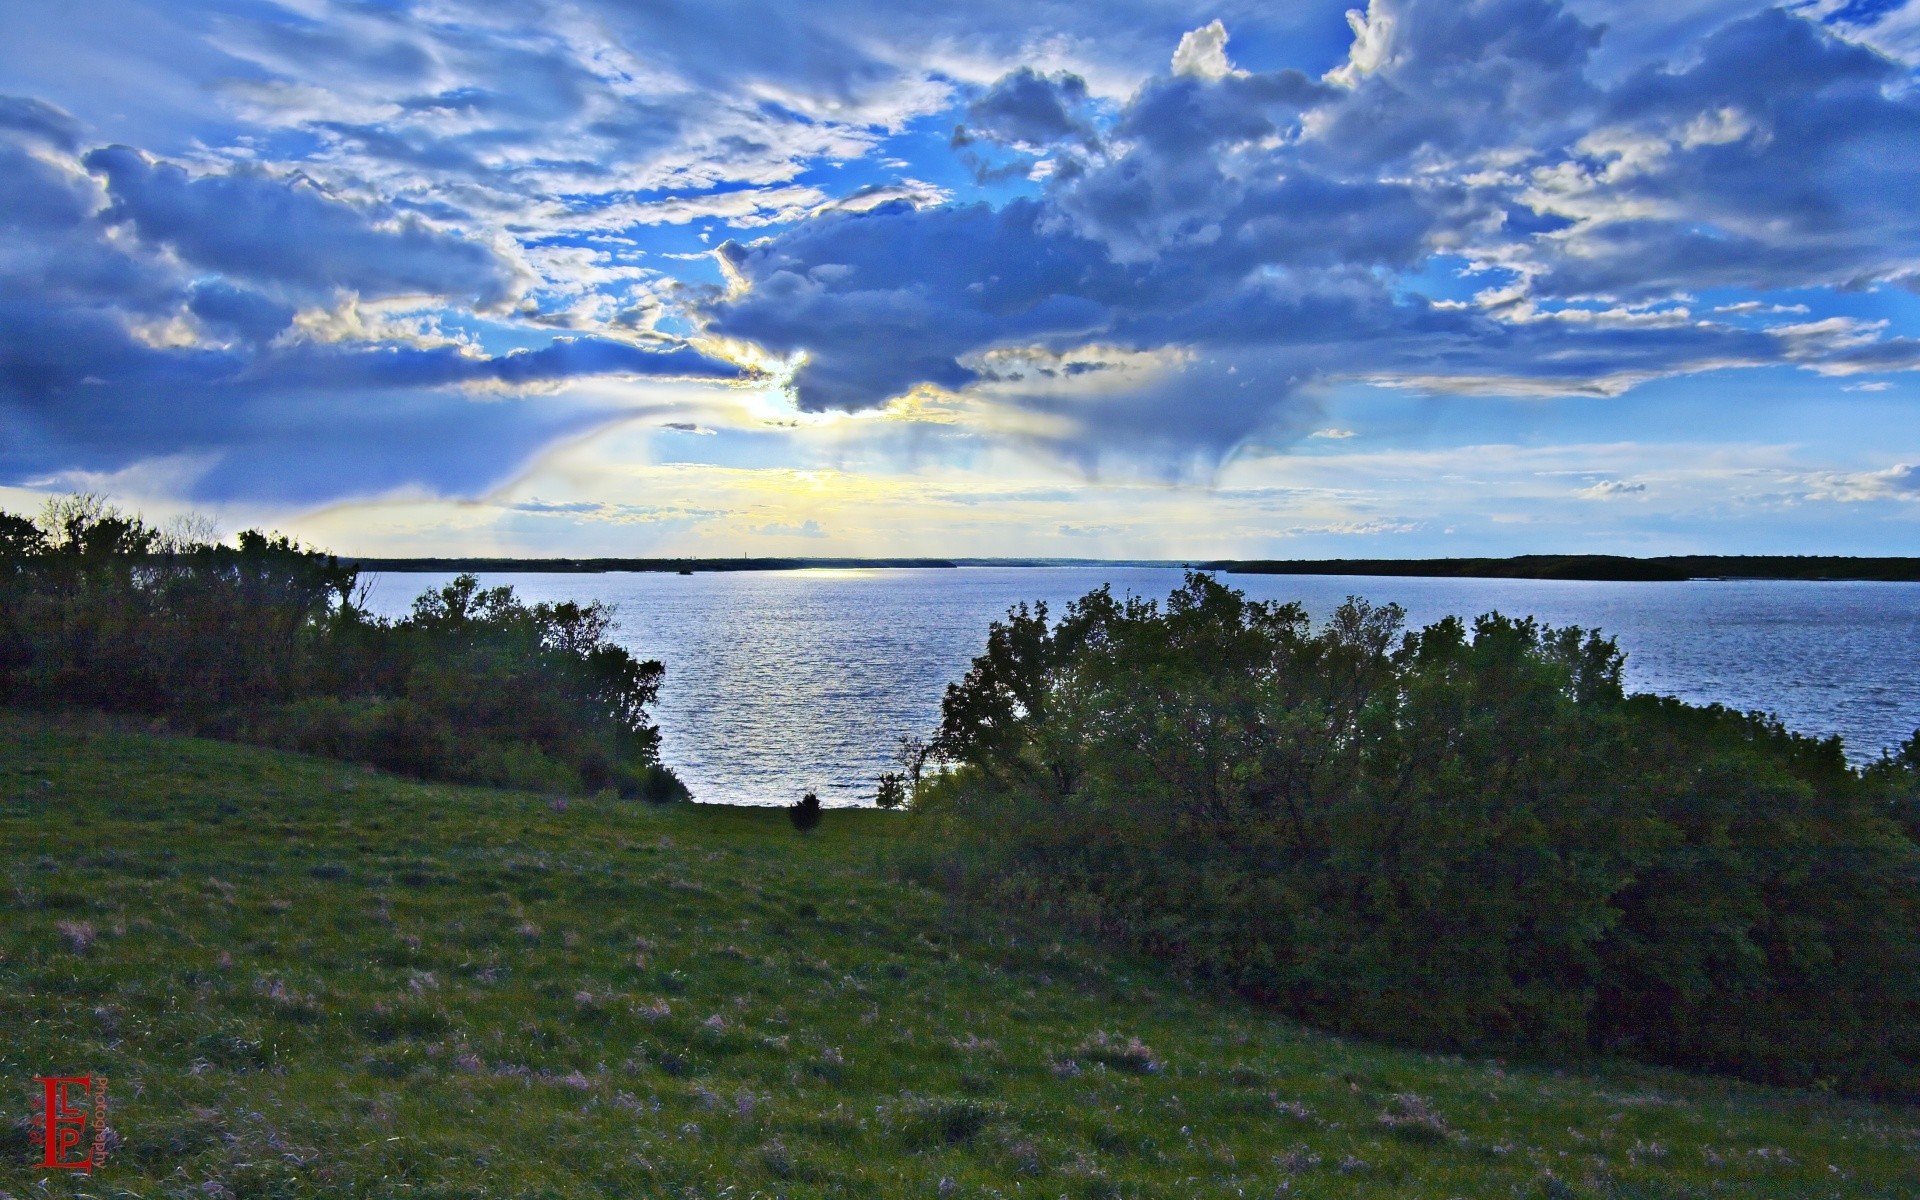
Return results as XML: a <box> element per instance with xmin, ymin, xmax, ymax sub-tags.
<box><xmin>1</xmin><ymin>0</ymin><xmax>1917</xmax><ymax>556</ymax></box>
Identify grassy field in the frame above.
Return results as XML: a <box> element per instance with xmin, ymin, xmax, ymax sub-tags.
<box><xmin>1</xmin><ymin>714</ymin><xmax>1915</xmax><ymax>1198</ymax></box>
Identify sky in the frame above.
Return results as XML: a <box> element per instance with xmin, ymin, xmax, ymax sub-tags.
<box><xmin>1</xmin><ymin>0</ymin><xmax>1917</xmax><ymax>558</ymax></box>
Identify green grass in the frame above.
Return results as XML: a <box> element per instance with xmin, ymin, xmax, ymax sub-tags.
<box><xmin>1</xmin><ymin>713</ymin><xmax>1915</xmax><ymax>1198</ymax></box>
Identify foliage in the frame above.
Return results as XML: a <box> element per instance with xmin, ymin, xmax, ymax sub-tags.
<box><xmin>0</xmin><ymin>496</ymin><xmax>682</xmax><ymax>797</ymax></box>
<box><xmin>875</xmin><ymin>772</ymin><xmax>907</xmax><ymax>809</ymax></box>
<box><xmin>915</xmin><ymin>572</ymin><xmax>1920</xmax><ymax>1097</ymax></box>
<box><xmin>790</xmin><ymin>788</ymin><xmax>823</xmax><ymax>832</ymax></box>
<box><xmin>5</xmin><ymin>717</ymin><xmax>1915</xmax><ymax>1198</ymax></box>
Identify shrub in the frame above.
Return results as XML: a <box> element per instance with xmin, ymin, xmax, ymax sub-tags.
<box><xmin>913</xmin><ymin>572</ymin><xmax>1920</xmax><ymax>1097</ymax></box>
<box><xmin>789</xmin><ymin>790</ymin><xmax>823</xmax><ymax>833</ymax></box>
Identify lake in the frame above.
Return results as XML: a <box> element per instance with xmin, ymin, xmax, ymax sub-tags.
<box><xmin>362</xmin><ymin>568</ymin><xmax>1920</xmax><ymax>806</ymax></box>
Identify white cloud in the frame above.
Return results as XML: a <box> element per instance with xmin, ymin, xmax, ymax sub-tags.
<box><xmin>1171</xmin><ymin>20</ymin><xmax>1235</xmax><ymax>81</ymax></box>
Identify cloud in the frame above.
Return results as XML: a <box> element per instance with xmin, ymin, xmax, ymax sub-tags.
<box><xmin>1172</xmin><ymin>21</ymin><xmax>1237</xmax><ymax>81</ymax></box>
<box><xmin>6</xmin><ymin>0</ymin><xmax>1920</xmax><ymax>516</ymax></box>
<box><xmin>1803</xmin><ymin>463</ymin><xmax>1920</xmax><ymax>502</ymax></box>
<box><xmin>86</xmin><ymin>147</ymin><xmax>527</xmax><ymax>308</ymax></box>
<box><xmin>958</xmin><ymin>67</ymin><xmax>1098</xmax><ymax>149</ymax></box>
<box><xmin>753</xmin><ymin>518</ymin><xmax>827</xmax><ymax>537</ymax></box>
<box><xmin>0</xmin><ymin>94</ymin><xmax>83</xmax><ymax>150</ymax></box>
<box><xmin>1579</xmin><ymin>478</ymin><xmax>1648</xmax><ymax>497</ymax></box>
<box><xmin>1520</xmin><ymin>8</ymin><xmax>1920</xmax><ymax>297</ymax></box>
<box><xmin>0</xmin><ymin>111</ymin><xmax>749</xmax><ymax>503</ymax></box>
<box><xmin>696</xmin><ymin>0</ymin><xmax>1920</xmax><ymax>478</ymax></box>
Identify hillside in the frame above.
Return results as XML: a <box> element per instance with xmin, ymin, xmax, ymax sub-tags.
<box><xmin>2</xmin><ymin>715</ymin><xmax>1915</xmax><ymax>1197</ymax></box>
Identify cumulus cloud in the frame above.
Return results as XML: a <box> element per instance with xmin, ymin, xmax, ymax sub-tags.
<box><xmin>958</xmin><ymin>68</ymin><xmax>1099</xmax><ymax>149</ymax></box>
<box><xmin>696</xmin><ymin>0</ymin><xmax>1920</xmax><ymax>476</ymax></box>
<box><xmin>1519</xmin><ymin>8</ymin><xmax>1920</xmax><ymax>297</ymax></box>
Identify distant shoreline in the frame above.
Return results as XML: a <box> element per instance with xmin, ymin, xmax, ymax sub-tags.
<box><xmin>346</xmin><ymin>556</ymin><xmax>964</xmax><ymax>572</ymax></box>
<box><xmin>1206</xmin><ymin>554</ymin><xmax>1920</xmax><ymax>582</ymax></box>
<box><xmin>345</xmin><ymin>553</ymin><xmax>1920</xmax><ymax>581</ymax></box>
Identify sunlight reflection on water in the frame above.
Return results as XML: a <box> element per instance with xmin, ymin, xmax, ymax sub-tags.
<box><xmin>362</xmin><ymin>568</ymin><xmax>1920</xmax><ymax>806</ymax></box>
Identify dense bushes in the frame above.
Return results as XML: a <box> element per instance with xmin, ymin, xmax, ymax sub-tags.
<box><xmin>913</xmin><ymin>572</ymin><xmax>1920</xmax><ymax>1096</ymax></box>
<box><xmin>0</xmin><ymin>496</ymin><xmax>684</xmax><ymax>799</ymax></box>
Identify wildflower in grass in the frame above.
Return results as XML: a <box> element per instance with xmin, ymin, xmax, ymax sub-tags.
<box><xmin>1337</xmin><ymin>1154</ymin><xmax>1367</xmax><ymax>1173</ymax></box>
<box><xmin>575</xmin><ymin>990</ymin><xmax>598</xmax><ymax>1008</ymax></box>
<box><xmin>517</xmin><ymin>921</ymin><xmax>540</xmax><ymax>940</ymax></box>
<box><xmin>636</xmin><ymin>999</ymin><xmax>671</xmax><ymax>1021</ymax></box>
<box><xmin>1271</xmin><ymin>1097</ymin><xmax>1313</xmax><ymax>1121</ymax></box>
<box><xmin>702</xmin><ymin>1013</ymin><xmax>727</xmax><ymax>1032</ymax></box>
<box><xmin>1275</xmin><ymin>1145</ymin><xmax>1321</xmax><ymax>1173</ymax></box>
<box><xmin>56</xmin><ymin>919</ymin><xmax>95</xmax><ymax>953</ymax></box>
<box><xmin>454</xmin><ymin>1053</ymin><xmax>485</xmax><ymax>1073</ymax></box>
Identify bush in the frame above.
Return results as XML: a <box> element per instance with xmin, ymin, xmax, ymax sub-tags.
<box><xmin>789</xmin><ymin>790</ymin><xmax>823</xmax><ymax>833</ymax></box>
<box><xmin>913</xmin><ymin>572</ymin><xmax>1920</xmax><ymax>1096</ymax></box>
<box><xmin>0</xmin><ymin>496</ymin><xmax>685</xmax><ymax>799</ymax></box>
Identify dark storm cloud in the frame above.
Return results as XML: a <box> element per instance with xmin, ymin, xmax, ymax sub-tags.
<box><xmin>958</xmin><ymin>68</ymin><xmax>1099</xmax><ymax>149</ymax></box>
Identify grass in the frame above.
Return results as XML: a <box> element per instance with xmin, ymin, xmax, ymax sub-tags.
<box><xmin>1</xmin><ymin>712</ymin><xmax>1915</xmax><ymax>1198</ymax></box>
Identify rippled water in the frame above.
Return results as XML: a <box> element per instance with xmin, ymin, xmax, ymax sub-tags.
<box><xmin>362</xmin><ymin>568</ymin><xmax>1920</xmax><ymax>806</ymax></box>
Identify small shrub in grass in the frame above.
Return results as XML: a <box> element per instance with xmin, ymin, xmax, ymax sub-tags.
<box><xmin>1377</xmin><ymin>1093</ymin><xmax>1450</xmax><ymax>1144</ymax></box>
<box><xmin>1073</xmin><ymin>1031</ymin><xmax>1162</xmax><ymax>1074</ymax></box>
<box><xmin>896</xmin><ymin>1096</ymin><xmax>1002</xmax><ymax>1148</ymax></box>
<box><xmin>875</xmin><ymin>771</ymin><xmax>907</xmax><ymax>809</ymax></box>
<box><xmin>789</xmin><ymin>789</ymin><xmax>822</xmax><ymax>833</ymax></box>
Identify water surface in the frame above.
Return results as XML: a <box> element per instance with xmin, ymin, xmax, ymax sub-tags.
<box><xmin>364</xmin><ymin>568</ymin><xmax>1920</xmax><ymax>806</ymax></box>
